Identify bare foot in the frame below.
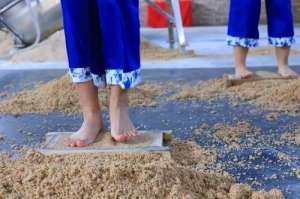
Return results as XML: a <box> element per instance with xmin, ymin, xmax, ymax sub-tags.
<box><xmin>110</xmin><ymin>87</ymin><xmax>137</xmax><ymax>142</ymax></box>
<box><xmin>235</xmin><ymin>66</ymin><xmax>254</xmax><ymax>79</ymax></box>
<box><xmin>64</xmin><ymin>114</ymin><xmax>103</xmax><ymax>147</ymax></box>
<box><xmin>278</xmin><ymin>66</ymin><xmax>299</xmax><ymax>79</ymax></box>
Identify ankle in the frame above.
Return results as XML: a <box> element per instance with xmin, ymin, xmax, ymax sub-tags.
<box><xmin>235</xmin><ymin>64</ymin><xmax>247</xmax><ymax>71</ymax></box>
<box><xmin>83</xmin><ymin>111</ymin><xmax>102</xmax><ymax>121</ymax></box>
<box><xmin>110</xmin><ymin>93</ymin><xmax>128</xmax><ymax>108</ymax></box>
<box><xmin>278</xmin><ymin>64</ymin><xmax>289</xmax><ymax>70</ymax></box>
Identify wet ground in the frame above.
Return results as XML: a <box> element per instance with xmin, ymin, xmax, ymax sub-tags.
<box><xmin>0</xmin><ymin>67</ymin><xmax>300</xmax><ymax>199</ymax></box>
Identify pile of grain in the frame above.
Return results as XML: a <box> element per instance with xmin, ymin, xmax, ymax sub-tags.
<box><xmin>0</xmin><ymin>30</ymin><xmax>196</xmax><ymax>63</ymax></box>
<box><xmin>0</xmin><ymin>74</ymin><xmax>165</xmax><ymax>114</ymax></box>
<box><xmin>171</xmin><ymin>77</ymin><xmax>300</xmax><ymax>115</ymax></box>
<box><xmin>0</xmin><ymin>141</ymin><xmax>284</xmax><ymax>199</ymax></box>
<box><xmin>226</xmin><ymin>79</ymin><xmax>300</xmax><ymax>114</ymax></box>
<box><xmin>169</xmin><ymin>141</ymin><xmax>217</xmax><ymax>170</ymax></box>
<box><xmin>2</xmin><ymin>75</ymin><xmax>300</xmax><ymax>115</ymax></box>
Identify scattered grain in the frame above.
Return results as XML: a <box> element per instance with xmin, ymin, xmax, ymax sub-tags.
<box><xmin>251</xmin><ymin>189</ymin><xmax>284</xmax><ymax>199</ymax></box>
<box><xmin>214</xmin><ymin>122</ymin><xmax>251</xmax><ymax>149</ymax></box>
<box><xmin>171</xmin><ymin>77</ymin><xmax>300</xmax><ymax>115</ymax></box>
<box><xmin>281</xmin><ymin>125</ymin><xmax>300</xmax><ymax>146</ymax></box>
<box><xmin>0</xmin><ymin>74</ymin><xmax>164</xmax><ymax>114</ymax></box>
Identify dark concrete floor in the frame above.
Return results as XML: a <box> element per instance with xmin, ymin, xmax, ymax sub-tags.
<box><xmin>0</xmin><ymin>67</ymin><xmax>300</xmax><ymax>198</ymax></box>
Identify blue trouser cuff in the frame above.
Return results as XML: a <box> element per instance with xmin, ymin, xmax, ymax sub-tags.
<box><xmin>69</xmin><ymin>68</ymin><xmax>141</xmax><ymax>90</ymax></box>
<box><xmin>268</xmin><ymin>37</ymin><xmax>296</xmax><ymax>47</ymax></box>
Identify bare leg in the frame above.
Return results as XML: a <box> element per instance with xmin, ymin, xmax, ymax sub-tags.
<box><xmin>109</xmin><ymin>86</ymin><xmax>137</xmax><ymax>142</ymax></box>
<box><xmin>64</xmin><ymin>81</ymin><xmax>103</xmax><ymax>147</ymax></box>
<box><xmin>234</xmin><ymin>46</ymin><xmax>253</xmax><ymax>79</ymax></box>
<box><xmin>276</xmin><ymin>47</ymin><xmax>298</xmax><ymax>78</ymax></box>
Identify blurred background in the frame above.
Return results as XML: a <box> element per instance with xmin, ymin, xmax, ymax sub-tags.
<box><xmin>140</xmin><ymin>0</ymin><xmax>300</xmax><ymax>26</ymax></box>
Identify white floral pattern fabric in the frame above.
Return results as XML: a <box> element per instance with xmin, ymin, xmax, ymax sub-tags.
<box><xmin>69</xmin><ymin>67</ymin><xmax>141</xmax><ymax>89</ymax></box>
<box><xmin>106</xmin><ymin>69</ymin><xmax>141</xmax><ymax>89</ymax></box>
<box><xmin>268</xmin><ymin>37</ymin><xmax>296</xmax><ymax>47</ymax></box>
<box><xmin>226</xmin><ymin>36</ymin><xmax>258</xmax><ymax>48</ymax></box>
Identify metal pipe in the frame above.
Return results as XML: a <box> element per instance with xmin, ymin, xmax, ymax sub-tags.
<box><xmin>144</xmin><ymin>0</ymin><xmax>187</xmax><ymax>50</ymax></box>
<box><xmin>169</xmin><ymin>0</ymin><xmax>187</xmax><ymax>50</ymax></box>
<box><xmin>0</xmin><ymin>16</ymin><xmax>26</xmax><ymax>44</ymax></box>
<box><xmin>24</xmin><ymin>0</ymin><xmax>41</xmax><ymax>49</ymax></box>
<box><xmin>0</xmin><ymin>0</ymin><xmax>22</xmax><ymax>14</ymax></box>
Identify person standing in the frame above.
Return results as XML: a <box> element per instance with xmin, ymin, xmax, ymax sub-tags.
<box><xmin>61</xmin><ymin>0</ymin><xmax>141</xmax><ymax>147</ymax></box>
<box><xmin>227</xmin><ymin>0</ymin><xmax>298</xmax><ymax>79</ymax></box>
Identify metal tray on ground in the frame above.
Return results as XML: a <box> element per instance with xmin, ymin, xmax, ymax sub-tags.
<box><xmin>38</xmin><ymin>130</ymin><xmax>172</xmax><ymax>155</ymax></box>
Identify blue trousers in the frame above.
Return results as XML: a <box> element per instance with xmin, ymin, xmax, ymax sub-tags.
<box><xmin>227</xmin><ymin>0</ymin><xmax>295</xmax><ymax>48</ymax></box>
<box><xmin>61</xmin><ymin>0</ymin><xmax>141</xmax><ymax>89</ymax></box>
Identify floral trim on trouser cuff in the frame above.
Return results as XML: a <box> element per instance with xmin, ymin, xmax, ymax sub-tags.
<box><xmin>226</xmin><ymin>36</ymin><xmax>258</xmax><ymax>48</ymax></box>
<box><xmin>268</xmin><ymin>37</ymin><xmax>296</xmax><ymax>47</ymax></box>
<box><xmin>69</xmin><ymin>68</ymin><xmax>104</xmax><ymax>87</ymax></box>
<box><xmin>106</xmin><ymin>69</ymin><xmax>141</xmax><ymax>90</ymax></box>
<box><xmin>69</xmin><ymin>68</ymin><xmax>141</xmax><ymax>89</ymax></box>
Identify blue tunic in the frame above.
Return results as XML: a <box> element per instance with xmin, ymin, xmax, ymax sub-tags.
<box><xmin>61</xmin><ymin>0</ymin><xmax>141</xmax><ymax>89</ymax></box>
<box><xmin>227</xmin><ymin>0</ymin><xmax>295</xmax><ymax>48</ymax></box>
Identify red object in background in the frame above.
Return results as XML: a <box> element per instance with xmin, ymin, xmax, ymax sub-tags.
<box><xmin>147</xmin><ymin>0</ymin><xmax>192</xmax><ymax>28</ymax></box>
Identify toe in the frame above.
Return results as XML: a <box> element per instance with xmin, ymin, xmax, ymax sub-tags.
<box><xmin>63</xmin><ymin>138</ymin><xmax>88</xmax><ymax>148</ymax></box>
<box><xmin>234</xmin><ymin>74</ymin><xmax>242</xmax><ymax>80</ymax></box>
<box><xmin>235</xmin><ymin>73</ymin><xmax>251</xmax><ymax>80</ymax></box>
<box><xmin>113</xmin><ymin>134</ymin><xmax>128</xmax><ymax>142</ymax></box>
<box><xmin>130</xmin><ymin>130</ymin><xmax>138</xmax><ymax>137</ymax></box>
<box><xmin>127</xmin><ymin>131</ymin><xmax>135</xmax><ymax>137</ymax></box>
<box><xmin>282</xmin><ymin>74</ymin><xmax>297</xmax><ymax>79</ymax></box>
<box><xmin>70</xmin><ymin>142</ymin><xmax>76</xmax><ymax>147</ymax></box>
<box><xmin>290</xmin><ymin>72</ymin><xmax>299</xmax><ymax>78</ymax></box>
<box><xmin>63</xmin><ymin>138</ymin><xmax>73</xmax><ymax>147</ymax></box>
<box><xmin>76</xmin><ymin>140</ymin><xmax>89</xmax><ymax>147</ymax></box>
<box><xmin>242</xmin><ymin>72</ymin><xmax>253</xmax><ymax>79</ymax></box>
<box><xmin>278</xmin><ymin>69</ymin><xmax>299</xmax><ymax>79</ymax></box>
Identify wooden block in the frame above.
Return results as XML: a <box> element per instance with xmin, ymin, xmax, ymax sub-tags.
<box><xmin>225</xmin><ymin>71</ymin><xmax>293</xmax><ymax>88</ymax></box>
<box><xmin>38</xmin><ymin>131</ymin><xmax>171</xmax><ymax>155</ymax></box>
<box><xmin>163</xmin><ymin>130</ymin><xmax>173</xmax><ymax>144</ymax></box>
<box><xmin>255</xmin><ymin>71</ymin><xmax>281</xmax><ymax>78</ymax></box>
